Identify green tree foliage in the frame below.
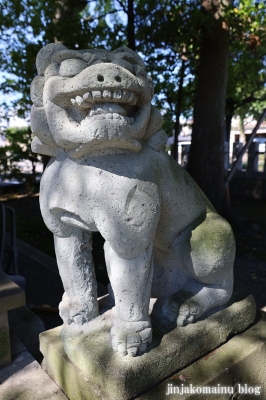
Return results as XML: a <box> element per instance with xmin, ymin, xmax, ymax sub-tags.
<box><xmin>1</xmin><ymin>1</ymin><xmax>265</xmax><ymax>130</ymax></box>
<box><xmin>0</xmin><ymin>0</ymin><xmax>101</xmax><ymax>114</ymax></box>
<box><xmin>0</xmin><ymin>126</ymin><xmax>40</xmax><ymax>182</ymax></box>
<box><xmin>0</xmin><ymin>0</ymin><xmax>266</xmax><ymax>206</ymax></box>
<box><xmin>135</xmin><ymin>0</ymin><xmax>201</xmax><ymax>156</ymax></box>
<box><xmin>0</xmin><ymin>0</ymin><xmax>105</xmax><ymax>181</ymax></box>
<box><xmin>226</xmin><ymin>1</ymin><xmax>266</xmax><ymax>139</ymax></box>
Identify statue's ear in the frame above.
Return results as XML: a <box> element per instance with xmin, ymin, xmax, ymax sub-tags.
<box><xmin>143</xmin><ymin>106</ymin><xmax>164</xmax><ymax>141</ymax></box>
<box><xmin>31</xmin><ymin>105</ymin><xmax>59</xmax><ymax>156</ymax></box>
<box><xmin>36</xmin><ymin>43</ymin><xmax>67</xmax><ymax>76</ymax></box>
<box><xmin>30</xmin><ymin>76</ymin><xmax>45</xmax><ymax>107</ymax></box>
<box><xmin>143</xmin><ymin>106</ymin><xmax>167</xmax><ymax>152</ymax></box>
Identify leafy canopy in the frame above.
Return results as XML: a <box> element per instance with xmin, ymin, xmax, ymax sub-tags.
<box><xmin>0</xmin><ymin>0</ymin><xmax>266</xmax><ymax>132</ymax></box>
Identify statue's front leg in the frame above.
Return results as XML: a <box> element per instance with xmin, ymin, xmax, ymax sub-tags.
<box><xmin>54</xmin><ymin>228</ymin><xmax>99</xmax><ymax>326</ymax></box>
<box><xmin>104</xmin><ymin>242</ymin><xmax>154</xmax><ymax>357</ymax></box>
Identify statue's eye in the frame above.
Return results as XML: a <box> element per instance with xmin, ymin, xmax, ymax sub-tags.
<box><xmin>59</xmin><ymin>59</ymin><xmax>88</xmax><ymax>77</ymax></box>
<box><xmin>112</xmin><ymin>59</ymin><xmax>134</xmax><ymax>74</ymax></box>
<box><xmin>134</xmin><ymin>65</ymin><xmax>146</xmax><ymax>77</ymax></box>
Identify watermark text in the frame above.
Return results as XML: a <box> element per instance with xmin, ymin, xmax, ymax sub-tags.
<box><xmin>166</xmin><ymin>383</ymin><xmax>262</xmax><ymax>396</ymax></box>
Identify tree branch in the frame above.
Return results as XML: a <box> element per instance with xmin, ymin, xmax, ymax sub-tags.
<box><xmin>83</xmin><ymin>8</ymin><xmax>124</xmax><ymax>21</ymax></box>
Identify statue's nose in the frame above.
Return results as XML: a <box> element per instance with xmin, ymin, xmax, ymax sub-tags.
<box><xmin>82</xmin><ymin>63</ymin><xmax>134</xmax><ymax>88</ymax></box>
<box><xmin>95</xmin><ymin>71</ymin><xmax>122</xmax><ymax>84</ymax></box>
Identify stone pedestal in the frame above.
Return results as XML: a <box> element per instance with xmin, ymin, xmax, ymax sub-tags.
<box><xmin>40</xmin><ymin>287</ymin><xmax>257</xmax><ymax>400</ymax></box>
<box><xmin>0</xmin><ymin>275</ymin><xmax>26</xmax><ymax>368</ymax></box>
<box><xmin>142</xmin><ymin>311</ymin><xmax>266</xmax><ymax>399</ymax></box>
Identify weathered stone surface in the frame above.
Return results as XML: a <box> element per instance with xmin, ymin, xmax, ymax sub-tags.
<box><xmin>141</xmin><ymin>311</ymin><xmax>266</xmax><ymax>400</ymax></box>
<box><xmin>40</xmin><ymin>286</ymin><xmax>256</xmax><ymax>400</ymax></box>
<box><xmin>31</xmin><ymin>44</ymin><xmax>236</xmax><ymax>358</ymax></box>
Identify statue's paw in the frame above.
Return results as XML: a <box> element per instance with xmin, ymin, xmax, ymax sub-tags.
<box><xmin>111</xmin><ymin>320</ymin><xmax>152</xmax><ymax>357</ymax></box>
<box><xmin>59</xmin><ymin>293</ymin><xmax>99</xmax><ymax>326</ymax></box>
<box><xmin>176</xmin><ymin>284</ymin><xmax>232</xmax><ymax>327</ymax></box>
<box><xmin>176</xmin><ymin>301</ymin><xmax>201</xmax><ymax>327</ymax></box>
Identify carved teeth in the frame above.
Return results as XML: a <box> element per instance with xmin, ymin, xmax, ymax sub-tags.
<box><xmin>76</xmin><ymin>96</ymin><xmax>84</xmax><ymax>106</ymax></box>
<box><xmin>89</xmin><ymin>103</ymin><xmax>127</xmax><ymax>117</ymax></box>
<box><xmin>122</xmin><ymin>90</ymin><xmax>130</xmax><ymax>101</ymax></box>
<box><xmin>103</xmin><ymin>90</ymin><xmax>112</xmax><ymax>100</ymax></box>
<box><xmin>71</xmin><ymin>89</ymin><xmax>137</xmax><ymax>125</ymax></box>
<box><xmin>71</xmin><ymin>94</ymin><xmax>92</xmax><ymax>108</ymax></box>
<box><xmin>92</xmin><ymin>91</ymin><xmax>102</xmax><ymax>100</ymax></box>
<box><xmin>83</xmin><ymin>92</ymin><xmax>93</xmax><ymax>103</ymax></box>
<box><xmin>89</xmin><ymin>114</ymin><xmax>135</xmax><ymax>124</ymax></box>
<box><xmin>128</xmin><ymin>92</ymin><xmax>136</xmax><ymax>104</ymax></box>
<box><xmin>88</xmin><ymin>111</ymin><xmax>135</xmax><ymax>125</ymax></box>
<box><xmin>86</xmin><ymin>101</ymin><xmax>135</xmax><ymax>124</ymax></box>
<box><xmin>113</xmin><ymin>90</ymin><xmax>122</xmax><ymax>100</ymax></box>
<box><xmin>71</xmin><ymin>90</ymin><xmax>137</xmax><ymax>107</ymax></box>
<box><xmin>89</xmin><ymin>113</ymin><xmax>134</xmax><ymax>125</ymax></box>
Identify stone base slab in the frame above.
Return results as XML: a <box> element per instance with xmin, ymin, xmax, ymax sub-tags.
<box><xmin>40</xmin><ymin>286</ymin><xmax>257</xmax><ymax>400</ymax></box>
<box><xmin>141</xmin><ymin>311</ymin><xmax>266</xmax><ymax>399</ymax></box>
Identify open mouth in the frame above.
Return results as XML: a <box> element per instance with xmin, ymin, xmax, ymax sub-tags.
<box><xmin>69</xmin><ymin>89</ymin><xmax>139</xmax><ymax>126</ymax></box>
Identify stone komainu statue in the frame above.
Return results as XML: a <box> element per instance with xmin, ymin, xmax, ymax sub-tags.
<box><xmin>31</xmin><ymin>44</ymin><xmax>235</xmax><ymax>357</ymax></box>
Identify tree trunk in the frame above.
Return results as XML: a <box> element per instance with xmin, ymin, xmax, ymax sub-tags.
<box><xmin>54</xmin><ymin>0</ymin><xmax>88</xmax><ymax>48</ymax></box>
<box><xmin>172</xmin><ymin>58</ymin><xmax>186</xmax><ymax>161</ymax></box>
<box><xmin>187</xmin><ymin>0</ymin><xmax>230</xmax><ymax>212</ymax></box>
<box><xmin>127</xmin><ymin>0</ymin><xmax>136</xmax><ymax>50</ymax></box>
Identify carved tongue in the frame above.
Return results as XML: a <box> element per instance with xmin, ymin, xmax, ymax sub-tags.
<box><xmin>89</xmin><ymin>103</ymin><xmax>127</xmax><ymax>117</ymax></box>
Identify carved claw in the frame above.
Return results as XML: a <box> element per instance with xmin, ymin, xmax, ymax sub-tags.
<box><xmin>111</xmin><ymin>321</ymin><xmax>152</xmax><ymax>356</ymax></box>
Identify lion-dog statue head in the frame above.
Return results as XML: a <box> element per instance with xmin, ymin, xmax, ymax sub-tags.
<box><xmin>31</xmin><ymin>43</ymin><xmax>165</xmax><ymax>159</ymax></box>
